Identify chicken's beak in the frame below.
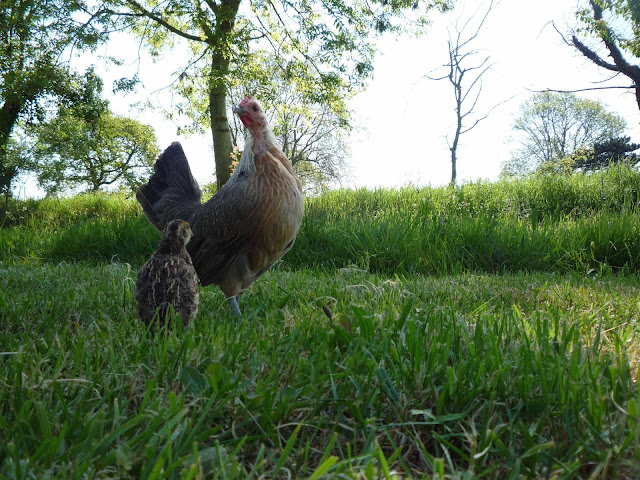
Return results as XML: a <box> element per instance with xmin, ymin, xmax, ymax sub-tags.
<box><xmin>233</xmin><ymin>106</ymin><xmax>245</xmax><ymax>115</ymax></box>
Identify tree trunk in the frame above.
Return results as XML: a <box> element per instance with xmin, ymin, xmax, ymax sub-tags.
<box><xmin>208</xmin><ymin>0</ymin><xmax>241</xmax><ymax>189</ymax></box>
<box><xmin>450</xmin><ymin>83</ymin><xmax>462</xmax><ymax>186</ymax></box>
<box><xmin>450</xmin><ymin>147</ymin><xmax>457</xmax><ymax>186</ymax></box>
<box><xmin>0</xmin><ymin>99</ymin><xmax>23</xmax><ymax>199</ymax></box>
<box><xmin>450</xmin><ymin>140</ymin><xmax>458</xmax><ymax>187</ymax></box>
<box><xmin>209</xmin><ymin>83</ymin><xmax>233</xmax><ymax>188</ymax></box>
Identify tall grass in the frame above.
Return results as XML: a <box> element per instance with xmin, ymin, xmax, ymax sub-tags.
<box><xmin>2</xmin><ymin>165</ymin><xmax>640</xmax><ymax>274</ymax></box>
<box><xmin>0</xmin><ymin>192</ymin><xmax>159</xmax><ymax>264</ymax></box>
<box><xmin>292</xmin><ymin>165</ymin><xmax>640</xmax><ymax>275</ymax></box>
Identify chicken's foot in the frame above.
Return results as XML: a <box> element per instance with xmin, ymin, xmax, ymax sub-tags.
<box><xmin>227</xmin><ymin>296</ymin><xmax>241</xmax><ymax>317</ymax></box>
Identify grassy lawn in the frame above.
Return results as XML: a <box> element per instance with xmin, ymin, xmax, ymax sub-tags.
<box><xmin>2</xmin><ymin>168</ymin><xmax>640</xmax><ymax>478</ymax></box>
<box><xmin>2</xmin><ymin>262</ymin><xmax>639</xmax><ymax>478</ymax></box>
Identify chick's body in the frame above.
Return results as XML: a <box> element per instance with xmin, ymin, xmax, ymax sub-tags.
<box><xmin>135</xmin><ymin>220</ymin><xmax>199</xmax><ymax>327</ymax></box>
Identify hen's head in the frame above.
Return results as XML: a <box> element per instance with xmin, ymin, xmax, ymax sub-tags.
<box><xmin>163</xmin><ymin>219</ymin><xmax>192</xmax><ymax>246</ymax></box>
<box><xmin>233</xmin><ymin>96</ymin><xmax>267</xmax><ymax>129</ymax></box>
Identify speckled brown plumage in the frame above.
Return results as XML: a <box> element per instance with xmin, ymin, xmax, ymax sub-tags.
<box><xmin>136</xmin><ymin>96</ymin><xmax>304</xmax><ymax>316</ymax></box>
<box><xmin>135</xmin><ymin>219</ymin><xmax>199</xmax><ymax>327</ymax></box>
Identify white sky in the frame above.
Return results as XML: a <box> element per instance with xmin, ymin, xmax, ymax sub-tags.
<box><xmin>14</xmin><ymin>0</ymin><xmax>640</xmax><ymax>197</ymax></box>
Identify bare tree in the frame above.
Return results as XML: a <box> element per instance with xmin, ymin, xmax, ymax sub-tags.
<box><xmin>427</xmin><ymin>0</ymin><xmax>506</xmax><ymax>185</ymax></box>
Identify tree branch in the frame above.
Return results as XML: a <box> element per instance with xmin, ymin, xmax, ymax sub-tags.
<box><xmin>112</xmin><ymin>0</ymin><xmax>206</xmax><ymax>43</ymax></box>
<box><xmin>530</xmin><ymin>86</ymin><xmax>635</xmax><ymax>94</ymax></box>
<box><xmin>569</xmin><ymin>1</ymin><xmax>640</xmax><ymax>110</ymax></box>
<box><xmin>587</xmin><ymin>0</ymin><xmax>640</xmax><ymax>78</ymax></box>
<box><xmin>571</xmin><ymin>35</ymin><xmax>619</xmax><ymax>73</ymax></box>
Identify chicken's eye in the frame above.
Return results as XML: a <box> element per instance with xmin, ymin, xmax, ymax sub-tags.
<box><xmin>252</xmin><ymin>105</ymin><xmax>259</xmax><ymax>112</ymax></box>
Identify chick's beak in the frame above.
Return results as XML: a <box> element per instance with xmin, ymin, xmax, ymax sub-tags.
<box><xmin>233</xmin><ymin>105</ymin><xmax>246</xmax><ymax>115</ymax></box>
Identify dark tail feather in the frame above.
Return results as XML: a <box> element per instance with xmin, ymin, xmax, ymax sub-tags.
<box><xmin>137</xmin><ymin>142</ymin><xmax>202</xmax><ymax>230</ymax></box>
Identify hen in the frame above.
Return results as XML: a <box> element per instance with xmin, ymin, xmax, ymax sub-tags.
<box><xmin>137</xmin><ymin>96</ymin><xmax>304</xmax><ymax>316</ymax></box>
<box><xmin>135</xmin><ymin>219</ymin><xmax>199</xmax><ymax>327</ymax></box>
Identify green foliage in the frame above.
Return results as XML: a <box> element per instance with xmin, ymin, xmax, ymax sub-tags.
<box><xmin>26</xmin><ymin>100</ymin><xmax>160</xmax><ymax>195</ymax></box>
<box><xmin>0</xmin><ymin>192</ymin><xmax>160</xmax><ymax>261</ymax></box>
<box><xmin>0</xmin><ymin>0</ymin><xmax>110</xmax><ymax>197</ymax></box>
<box><xmin>577</xmin><ymin>0</ymin><xmax>640</xmax><ymax>57</ymax></box>
<box><xmin>503</xmin><ymin>92</ymin><xmax>627</xmax><ymax>176</ymax></box>
<box><xmin>560</xmin><ymin>135</ymin><xmax>640</xmax><ymax>173</ymax></box>
<box><xmin>572</xmin><ymin>0</ymin><xmax>640</xmax><ymax>115</ymax></box>
<box><xmin>0</xmin><ymin>139</ymin><xmax>21</xmax><ymax>198</ymax></box>
<box><xmin>292</xmin><ymin>167</ymin><xmax>640</xmax><ymax>275</ymax></box>
<box><xmin>106</xmin><ymin>0</ymin><xmax>453</xmax><ymax>184</ymax></box>
<box><xmin>2</xmin><ymin>165</ymin><xmax>640</xmax><ymax>476</ymax></box>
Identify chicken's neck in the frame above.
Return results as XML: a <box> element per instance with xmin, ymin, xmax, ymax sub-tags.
<box><xmin>248</xmin><ymin>124</ymin><xmax>277</xmax><ymax>155</ymax></box>
<box><xmin>233</xmin><ymin>125</ymin><xmax>279</xmax><ymax>177</ymax></box>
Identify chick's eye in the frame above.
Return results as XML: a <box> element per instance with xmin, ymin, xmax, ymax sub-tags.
<box><xmin>252</xmin><ymin>105</ymin><xmax>259</xmax><ymax>112</ymax></box>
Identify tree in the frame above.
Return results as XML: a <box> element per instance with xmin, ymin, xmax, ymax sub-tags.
<box><xmin>426</xmin><ymin>0</ymin><xmax>503</xmax><ymax>186</ymax></box>
<box><xmin>501</xmin><ymin>92</ymin><xmax>627</xmax><ymax>176</ymax></box>
<box><xmin>28</xmin><ymin>102</ymin><xmax>159</xmax><ymax>195</ymax></box>
<box><xmin>0</xmin><ymin>0</ymin><xmax>109</xmax><ymax>199</ymax></box>
<box><xmin>277</xmin><ymin>102</ymin><xmax>350</xmax><ymax>194</ymax></box>
<box><xmin>104</xmin><ymin>0</ymin><xmax>452</xmax><ymax>188</ymax></box>
<box><xmin>572</xmin><ymin>0</ymin><xmax>640</xmax><ymax>111</ymax></box>
<box><xmin>564</xmin><ymin>136</ymin><xmax>639</xmax><ymax>172</ymax></box>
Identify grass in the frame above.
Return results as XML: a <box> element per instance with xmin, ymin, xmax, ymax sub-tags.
<box><xmin>1</xmin><ymin>263</ymin><xmax>639</xmax><ymax>478</ymax></box>
<box><xmin>1</xmin><ymin>167</ymin><xmax>640</xmax><ymax>478</ymax></box>
<box><xmin>290</xmin><ymin>166</ymin><xmax>640</xmax><ymax>275</ymax></box>
<box><xmin>0</xmin><ymin>193</ymin><xmax>159</xmax><ymax>264</ymax></box>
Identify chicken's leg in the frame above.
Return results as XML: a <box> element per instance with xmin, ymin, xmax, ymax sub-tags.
<box><xmin>227</xmin><ymin>296</ymin><xmax>241</xmax><ymax>317</ymax></box>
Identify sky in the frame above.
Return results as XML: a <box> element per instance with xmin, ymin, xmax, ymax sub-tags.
<box><xmin>346</xmin><ymin>0</ymin><xmax>639</xmax><ymax>188</ymax></box>
<box><xmin>13</xmin><ymin>0</ymin><xmax>640</xmax><ymax>197</ymax></box>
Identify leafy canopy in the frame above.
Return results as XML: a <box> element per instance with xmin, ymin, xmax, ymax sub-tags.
<box><xmin>117</xmin><ymin>0</ymin><xmax>452</xmax><ymax>120</ymax></box>
<box><xmin>25</xmin><ymin>77</ymin><xmax>159</xmax><ymax>196</ymax></box>
<box><xmin>572</xmin><ymin>0</ymin><xmax>640</xmax><ymax>112</ymax></box>
<box><xmin>560</xmin><ymin>136</ymin><xmax>639</xmax><ymax>173</ymax></box>
<box><xmin>577</xmin><ymin>0</ymin><xmax>640</xmax><ymax>57</ymax></box>
<box><xmin>104</xmin><ymin>0</ymin><xmax>453</xmax><ymax>185</ymax></box>
<box><xmin>0</xmin><ymin>0</ymin><xmax>111</xmax><ymax>197</ymax></box>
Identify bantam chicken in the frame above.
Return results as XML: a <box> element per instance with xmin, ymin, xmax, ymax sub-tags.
<box><xmin>135</xmin><ymin>219</ymin><xmax>199</xmax><ymax>327</ymax></box>
<box><xmin>136</xmin><ymin>96</ymin><xmax>304</xmax><ymax>316</ymax></box>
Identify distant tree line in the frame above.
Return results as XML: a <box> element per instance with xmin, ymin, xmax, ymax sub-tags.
<box><xmin>501</xmin><ymin>92</ymin><xmax>638</xmax><ymax>177</ymax></box>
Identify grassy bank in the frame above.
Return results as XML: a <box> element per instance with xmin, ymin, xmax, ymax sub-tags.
<box><xmin>2</xmin><ymin>165</ymin><xmax>640</xmax><ymax>275</ymax></box>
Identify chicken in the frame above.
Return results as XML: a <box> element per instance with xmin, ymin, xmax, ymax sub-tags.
<box><xmin>135</xmin><ymin>219</ymin><xmax>199</xmax><ymax>327</ymax></box>
<box><xmin>136</xmin><ymin>96</ymin><xmax>304</xmax><ymax>316</ymax></box>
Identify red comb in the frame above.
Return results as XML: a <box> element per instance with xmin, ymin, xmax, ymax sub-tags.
<box><xmin>239</xmin><ymin>95</ymin><xmax>254</xmax><ymax>106</ymax></box>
